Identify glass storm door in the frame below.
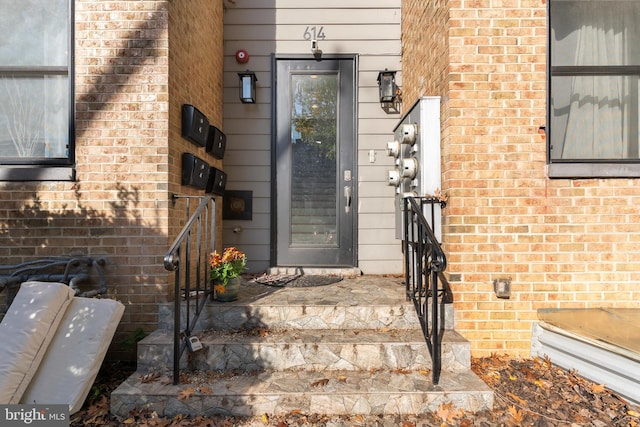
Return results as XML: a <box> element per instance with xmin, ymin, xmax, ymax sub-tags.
<box><xmin>275</xmin><ymin>58</ymin><xmax>356</xmax><ymax>267</ymax></box>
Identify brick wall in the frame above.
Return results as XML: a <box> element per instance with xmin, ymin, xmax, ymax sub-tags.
<box><xmin>168</xmin><ymin>0</ymin><xmax>224</xmax><ymax>249</ymax></box>
<box><xmin>0</xmin><ymin>0</ymin><xmax>224</xmax><ymax>361</ymax></box>
<box><xmin>403</xmin><ymin>0</ymin><xmax>640</xmax><ymax>357</ymax></box>
<box><xmin>401</xmin><ymin>0</ymin><xmax>450</xmax><ymax>105</ymax></box>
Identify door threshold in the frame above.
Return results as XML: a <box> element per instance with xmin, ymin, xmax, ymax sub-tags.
<box><xmin>268</xmin><ymin>266</ymin><xmax>362</xmax><ymax>278</ymax></box>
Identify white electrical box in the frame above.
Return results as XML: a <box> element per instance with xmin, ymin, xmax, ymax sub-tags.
<box><xmin>386</xmin><ymin>97</ymin><xmax>442</xmax><ymax>241</ymax></box>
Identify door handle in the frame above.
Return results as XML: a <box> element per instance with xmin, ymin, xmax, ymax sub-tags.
<box><xmin>344</xmin><ymin>186</ymin><xmax>352</xmax><ymax>213</ymax></box>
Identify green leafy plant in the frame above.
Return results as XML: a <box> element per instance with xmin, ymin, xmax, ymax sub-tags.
<box><xmin>209</xmin><ymin>247</ymin><xmax>247</xmax><ymax>294</ymax></box>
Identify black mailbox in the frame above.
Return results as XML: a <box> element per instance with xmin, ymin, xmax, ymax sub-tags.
<box><xmin>206</xmin><ymin>167</ymin><xmax>227</xmax><ymax>196</ymax></box>
<box><xmin>181</xmin><ymin>153</ymin><xmax>210</xmax><ymax>190</ymax></box>
<box><xmin>206</xmin><ymin>125</ymin><xmax>226</xmax><ymax>159</ymax></box>
<box><xmin>181</xmin><ymin>104</ymin><xmax>209</xmax><ymax>147</ymax></box>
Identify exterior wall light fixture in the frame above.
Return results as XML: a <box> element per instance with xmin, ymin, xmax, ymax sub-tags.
<box><xmin>238</xmin><ymin>71</ymin><xmax>257</xmax><ymax>103</ymax></box>
<box><xmin>377</xmin><ymin>69</ymin><xmax>401</xmax><ymax>114</ymax></box>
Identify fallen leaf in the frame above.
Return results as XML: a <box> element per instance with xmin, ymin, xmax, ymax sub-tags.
<box><xmin>140</xmin><ymin>372</ymin><xmax>161</xmax><ymax>383</ymax></box>
<box><xmin>311</xmin><ymin>378</ymin><xmax>329</xmax><ymax>387</ymax></box>
<box><xmin>506</xmin><ymin>392</ymin><xmax>527</xmax><ymax>406</ymax></box>
<box><xmin>177</xmin><ymin>387</ymin><xmax>195</xmax><ymax>400</ymax></box>
<box><xmin>522</xmin><ymin>367</ymin><xmax>537</xmax><ymax>381</ymax></box>
<box><xmin>534</xmin><ymin>379</ymin><xmax>550</xmax><ymax>389</ymax></box>
<box><xmin>401</xmin><ymin>421</ymin><xmax>416</xmax><ymax>427</ymax></box>
<box><xmin>277</xmin><ymin>421</ymin><xmax>288</xmax><ymax>427</ymax></box>
<box><xmin>337</xmin><ymin>375</ymin><xmax>347</xmax><ymax>382</ymax></box>
<box><xmin>261</xmin><ymin>413</ymin><xmax>269</xmax><ymax>424</ymax></box>
<box><xmin>436</xmin><ymin>402</ymin><xmax>459</xmax><ymax>424</ymax></box>
<box><xmin>199</xmin><ymin>386</ymin><xmax>212</xmax><ymax>394</ymax></box>
<box><xmin>589</xmin><ymin>383</ymin><xmax>606</xmax><ymax>394</ymax></box>
<box><xmin>122</xmin><ymin>418</ymin><xmax>135</xmax><ymax>424</ymax></box>
<box><xmin>629</xmin><ymin>409</ymin><xmax>640</xmax><ymax>418</ymax></box>
<box><xmin>288</xmin><ymin>409</ymin><xmax>303</xmax><ymax>416</ymax></box>
<box><xmin>508</xmin><ymin>406</ymin><xmax>523</xmax><ymax>425</ymax></box>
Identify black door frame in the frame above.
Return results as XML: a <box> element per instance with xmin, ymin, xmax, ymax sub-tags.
<box><xmin>270</xmin><ymin>54</ymin><xmax>358</xmax><ymax>268</ymax></box>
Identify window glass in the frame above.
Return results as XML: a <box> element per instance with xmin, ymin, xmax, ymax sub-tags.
<box><xmin>0</xmin><ymin>0</ymin><xmax>71</xmax><ymax>165</ymax></box>
<box><xmin>551</xmin><ymin>1</ymin><xmax>640</xmax><ymax>67</ymax></box>
<box><xmin>549</xmin><ymin>0</ymin><xmax>640</xmax><ymax>163</ymax></box>
<box><xmin>0</xmin><ymin>0</ymin><xmax>69</xmax><ymax>67</ymax></box>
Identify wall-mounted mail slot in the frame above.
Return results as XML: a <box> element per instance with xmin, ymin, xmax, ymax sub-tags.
<box><xmin>181</xmin><ymin>153</ymin><xmax>210</xmax><ymax>190</ymax></box>
<box><xmin>206</xmin><ymin>125</ymin><xmax>226</xmax><ymax>159</ymax></box>
<box><xmin>182</xmin><ymin>104</ymin><xmax>209</xmax><ymax>147</ymax></box>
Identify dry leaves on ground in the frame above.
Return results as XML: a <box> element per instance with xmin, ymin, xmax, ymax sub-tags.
<box><xmin>71</xmin><ymin>355</ymin><xmax>640</xmax><ymax>426</ymax></box>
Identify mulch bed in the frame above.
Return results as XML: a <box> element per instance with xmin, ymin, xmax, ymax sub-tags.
<box><xmin>71</xmin><ymin>355</ymin><xmax>640</xmax><ymax>426</ymax></box>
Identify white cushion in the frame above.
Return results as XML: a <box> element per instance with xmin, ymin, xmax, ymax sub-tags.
<box><xmin>20</xmin><ymin>297</ymin><xmax>124</xmax><ymax>414</ymax></box>
<box><xmin>0</xmin><ymin>281</ymin><xmax>75</xmax><ymax>403</ymax></box>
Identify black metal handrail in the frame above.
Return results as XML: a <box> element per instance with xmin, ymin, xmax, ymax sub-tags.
<box><xmin>164</xmin><ymin>194</ymin><xmax>216</xmax><ymax>384</ymax></box>
<box><xmin>403</xmin><ymin>196</ymin><xmax>453</xmax><ymax>385</ymax></box>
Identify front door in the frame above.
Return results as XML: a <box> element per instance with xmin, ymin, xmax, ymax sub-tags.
<box><xmin>274</xmin><ymin>57</ymin><xmax>356</xmax><ymax>267</ymax></box>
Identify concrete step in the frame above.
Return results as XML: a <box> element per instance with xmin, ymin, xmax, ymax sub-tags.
<box><xmin>136</xmin><ymin>328</ymin><xmax>470</xmax><ymax>374</ymax></box>
<box><xmin>110</xmin><ymin>368</ymin><xmax>493</xmax><ymax>417</ymax></box>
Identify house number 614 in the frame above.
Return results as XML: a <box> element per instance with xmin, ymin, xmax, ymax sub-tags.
<box><xmin>303</xmin><ymin>26</ymin><xmax>326</xmax><ymax>40</ymax></box>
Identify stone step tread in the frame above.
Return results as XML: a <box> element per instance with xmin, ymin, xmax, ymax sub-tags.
<box><xmin>143</xmin><ymin>328</ymin><xmax>468</xmax><ymax>346</ymax></box>
<box><xmin>138</xmin><ymin>329</ymin><xmax>470</xmax><ymax>373</ymax></box>
<box><xmin>160</xmin><ymin>278</ymin><xmax>455</xmax><ymax>332</ymax></box>
<box><xmin>110</xmin><ymin>369</ymin><xmax>493</xmax><ymax>417</ymax></box>
<box><xmin>163</xmin><ymin>305</ymin><xmax>431</xmax><ymax>332</ymax></box>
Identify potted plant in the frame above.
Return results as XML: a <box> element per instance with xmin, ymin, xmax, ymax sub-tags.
<box><xmin>209</xmin><ymin>247</ymin><xmax>246</xmax><ymax>301</ymax></box>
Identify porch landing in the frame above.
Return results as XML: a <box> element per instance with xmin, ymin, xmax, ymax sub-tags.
<box><xmin>531</xmin><ymin>308</ymin><xmax>640</xmax><ymax>406</ymax></box>
<box><xmin>111</xmin><ymin>275</ymin><xmax>493</xmax><ymax>417</ymax></box>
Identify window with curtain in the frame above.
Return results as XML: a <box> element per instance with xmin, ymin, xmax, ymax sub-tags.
<box><xmin>0</xmin><ymin>0</ymin><xmax>74</xmax><ymax>179</ymax></box>
<box><xmin>549</xmin><ymin>0</ymin><xmax>640</xmax><ymax>176</ymax></box>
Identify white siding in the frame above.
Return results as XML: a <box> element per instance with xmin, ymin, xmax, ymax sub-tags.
<box><xmin>223</xmin><ymin>0</ymin><xmax>402</xmax><ymax>273</ymax></box>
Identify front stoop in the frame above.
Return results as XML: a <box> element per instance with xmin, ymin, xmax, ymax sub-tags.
<box><xmin>111</xmin><ymin>277</ymin><xmax>493</xmax><ymax>417</ymax></box>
